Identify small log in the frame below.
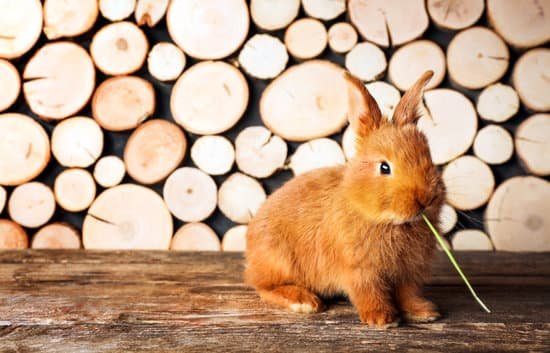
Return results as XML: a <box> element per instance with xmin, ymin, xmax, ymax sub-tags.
<box><xmin>328</xmin><ymin>22</ymin><xmax>358</xmax><ymax>54</ymax></box>
<box><xmin>83</xmin><ymin>184</ymin><xmax>173</xmax><ymax>250</ymax></box>
<box><xmin>365</xmin><ymin>81</ymin><xmax>401</xmax><ymax>120</ymax></box>
<box><xmin>147</xmin><ymin>42</ymin><xmax>186</xmax><ymax>82</ymax></box>
<box><xmin>0</xmin><ymin>59</ymin><xmax>20</xmax><ymax>112</ymax></box>
<box><xmin>438</xmin><ymin>203</ymin><xmax>457</xmax><ymax>235</ymax></box>
<box><xmin>487</xmin><ymin>0</ymin><xmax>550</xmax><ymax>49</ymax></box>
<box><xmin>348</xmin><ymin>0</ymin><xmax>429</xmax><ymax>48</ymax></box>
<box><xmin>51</xmin><ymin>116</ymin><xmax>103</xmax><ymax>168</ymax></box>
<box><xmin>284</xmin><ymin>18</ymin><xmax>327</xmax><ymax>60</ymax></box>
<box><xmin>135</xmin><ymin>0</ymin><xmax>169</xmax><ymax>27</ymax></box>
<box><xmin>238</xmin><ymin>34</ymin><xmax>288</xmax><ymax>80</ymax></box>
<box><xmin>90</xmin><ymin>21</ymin><xmax>148</xmax><ymax>75</ymax></box>
<box><xmin>260</xmin><ymin>60</ymin><xmax>347</xmax><ymax>141</ymax></box>
<box><xmin>93</xmin><ymin>156</ymin><xmax>126</xmax><ymax>188</ymax></box>
<box><xmin>43</xmin><ymin>0</ymin><xmax>98</xmax><ymax>39</ymax></box>
<box><xmin>473</xmin><ymin>124</ymin><xmax>514</xmax><ymax>165</ymax></box>
<box><xmin>427</xmin><ymin>0</ymin><xmax>484</xmax><ymax>31</ymax></box>
<box><xmin>0</xmin><ymin>0</ymin><xmax>42</xmax><ymax>59</ymax></box>
<box><xmin>0</xmin><ymin>113</ymin><xmax>50</xmax><ymax>186</ymax></box>
<box><xmin>92</xmin><ymin>76</ymin><xmax>155</xmax><ymax>131</ymax></box>
<box><xmin>442</xmin><ymin>156</ymin><xmax>495</xmax><ymax>211</ymax></box>
<box><xmin>8</xmin><ymin>182</ymin><xmax>56</xmax><ymax>228</ymax></box>
<box><xmin>476</xmin><ymin>83</ymin><xmax>520</xmax><ymax>123</ymax></box>
<box><xmin>23</xmin><ymin>42</ymin><xmax>95</xmax><ymax>120</ymax></box>
<box><xmin>222</xmin><ymin>225</ymin><xmax>247</xmax><ymax>252</ymax></box>
<box><xmin>171</xmin><ymin>61</ymin><xmax>248</xmax><ymax>135</ymax></box>
<box><xmin>250</xmin><ymin>0</ymin><xmax>300</xmax><ymax>31</ymax></box>
<box><xmin>345</xmin><ymin>42</ymin><xmax>387</xmax><ymax>82</ymax></box>
<box><xmin>388</xmin><ymin>40</ymin><xmax>445</xmax><ymax>91</ymax></box>
<box><xmin>171</xmin><ymin>223</ymin><xmax>221</xmax><ymax>251</ymax></box>
<box><xmin>99</xmin><ymin>0</ymin><xmax>135</xmax><ymax>22</ymax></box>
<box><xmin>452</xmin><ymin>229</ymin><xmax>494</xmax><ymax>251</ymax></box>
<box><xmin>302</xmin><ymin>0</ymin><xmax>346</xmax><ymax>21</ymax></box>
<box><xmin>289</xmin><ymin>138</ymin><xmax>345</xmax><ymax>175</ymax></box>
<box><xmin>32</xmin><ymin>223</ymin><xmax>81</xmax><ymax>249</ymax></box>
<box><xmin>447</xmin><ymin>27</ymin><xmax>509</xmax><ymax>90</ymax></box>
<box><xmin>218</xmin><ymin>173</ymin><xmax>266</xmax><ymax>224</ymax></box>
<box><xmin>190</xmin><ymin>136</ymin><xmax>235</xmax><ymax>176</ymax></box>
<box><xmin>163</xmin><ymin>167</ymin><xmax>218</xmax><ymax>223</ymax></box>
<box><xmin>0</xmin><ymin>186</ymin><xmax>5</xmax><ymax>214</ymax></box>
<box><xmin>124</xmin><ymin>119</ymin><xmax>186</xmax><ymax>185</ymax></box>
<box><xmin>0</xmin><ymin>219</ymin><xmax>28</xmax><ymax>249</ymax></box>
<box><xmin>486</xmin><ymin>176</ymin><xmax>550</xmax><ymax>251</ymax></box>
<box><xmin>167</xmin><ymin>0</ymin><xmax>249</xmax><ymax>59</ymax></box>
<box><xmin>417</xmin><ymin>89</ymin><xmax>478</xmax><ymax>165</ymax></box>
<box><xmin>515</xmin><ymin>114</ymin><xmax>550</xmax><ymax>176</ymax></box>
<box><xmin>512</xmin><ymin>48</ymin><xmax>550</xmax><ymax>112</ymax></box>
<box><xmin>54</xmin><ymin>168</ymin><xmax>96</xmax><ymax>212</ymax></box>
<box><xmin>235</xmin><ymin>126</ymin><xmax>287</xmax><ymax>178</ymax></box>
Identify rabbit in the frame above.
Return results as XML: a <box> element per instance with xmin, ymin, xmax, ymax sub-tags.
<box><xmin>244</xmin><ymin>70</ymin><xmax>446</xmax><ymax>329</ymax></box>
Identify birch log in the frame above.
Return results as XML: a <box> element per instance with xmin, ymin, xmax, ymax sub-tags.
<box><xmin>238</xmin><ymin>34</ymin><xmax>288</xmax><ymax>80</ymax></box>
<box><xmin>345</xmin><ymin>42</ymin><xmax>387</xmax><ymax>82</ymax></box>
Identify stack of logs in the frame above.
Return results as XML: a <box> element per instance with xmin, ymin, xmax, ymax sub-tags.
<box><xmin>0</xmin><ymin>0</ymin><xmax>548</xmax><ymax>252</ymax></box>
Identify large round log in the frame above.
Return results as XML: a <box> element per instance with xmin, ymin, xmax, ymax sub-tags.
<box><xmin>43</xmin><ymin>0</ymin><xmax>98</xmax><ymax>39</ymax></box>
<box><xmin>512</xmin><ymin>48</ymin><xmax>550</xmax><ymax>112</ymax></box>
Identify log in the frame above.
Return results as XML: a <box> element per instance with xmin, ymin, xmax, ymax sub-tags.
<box><xmin>135</xmin><ymin>0</ymin><xmax>169</xmax><ymax>27</ymax></box>
<box><xmin>90</xmin><ymin>21</ymin><xmax>148</xmax><ymax>75</ymax></box>
<box><xmin>515</xmin><ymin>114</ymin><xmax>550</xmax><ymax>176</ymax></box>
<box><xmin>365</xmin><ymin>81</ymin><xmax>401</xmax><ymax>120</ymax></box>
<box><xmin>171</xmin><ymin>61</ymin><xmax>249</xmax><ymax>135</ymax></box>
<box><xmin>92</xmin><ymin>76</ymin><xmax>155</xmax><ymax>132</ymax></box>
<box><xmin>250</xmin><ymin>0</ymin><xmax>300</xmax><ymax>31</ymax></box>
<box><xmin>93</xmin><ymin>156</ymin><xmax>126</xmax><ymax>188</ymax></box>
<box><xmin>222</xmin><ymin>224</ymin><xmax>247</xmax><ymax>252</ymax></box>
<box><xmin>238</xmin><ymin>34</ymin><xmax>288</xmax><ymax>80</ymax></box>
<box><xmin>8</xmin><ymin>182</ymin><xmax>56</xmax><ymax>228</ymax></box>
<box><xmin>447</xmin><ymin>27</ymin><xmax>509</xmax><ymax>90</ymax></box>
<box><xmin>486</xmin><ymin>176</ymin><xmax>550</xmax><ymax>252</ymax></box>
<box><xmin>260</xmin><ymin>60</ymin><xmax>347</xmax><ymax>141</ymax></box>
<box><xmin>54</xmin><ymin>168</ymin><xmax>97</xmax><ymax>212</ymax></box>
<box><xmin>99</xmin><ymin>0</ymin><xmax>135</xmax><ymax>22</ymax></box>
<box><xmin>438</xmin><ymin>203</ymin><xmax>457</xmax><ymax>235</ymax></box>
<box><xmin>32</xmin><ymin>223</ymin><xmax>81</xmax><ymax>249</ymax></box>
<box><xmin>327</xmin><ymin>22</ymin><xmax>358</xmax><ymax>54</ymax></box>
<box><xmin>0</xmin><ymin>113</ymin><xmax>50</xmax><ymax>186</ymax></box>
<box><xmin>167</xmin><ymin>0</ymin><xmax>249</xmax><ymax>60</ymax></box>
<box><xmin>284</xmin><ymin>18</ymin><xmax>327</xmax><ymax>60</ymax></box>
<box><xmin>163</xmin><ymin>167</ymin><xmax>218</xmax><ymax>223</ymax></box>
<box><xmin>487</xmin><ymin>0</ymin><xmax>550</xmax><ymax>49</ymax></box>
<box><xmin>302</xmin><ymin>0</ymin><xmax>346</xmax><ymax>21</ymax></box>
<box><xmin>83</xmin><ymin>184</ymin><xmax>173</xmax><ymax>250</ymax></box>
<box><xmin>0</xmin><ymin>219</ymin><xmax>27</xmax><ymax>249</ymax></box>
<box><xmin>473</xmin><ymin>124</ymin><xmax>514</xmax><ymax>165</ymax></box>
<box><xmin>124</xmin><ymin>119</ymin><xmax>186</xmax><ymax>185</ymax></box>
<box><xmin>43</xmin><ymin>0</ymin><xmax>98</xmax><ymax>39</ymax></box>
<box><xmin>289</xmin><ymin>138</ymin><xmax>345</xmax><ymax>175</ymax></box>
<box><xmin>23</xmin><ymin>42</ymin><xmax>95</xmax><ymax>120</ymax></box>
<box><xmin>0</xmin><ymin>58</ymin><xmax>20</xmax><ymax>112</ymax></box>
<box><xmin>235</xmin><ymin>126</ymin><xmax>287</xmax><ymax>178</ymax></box>
<box><xmin>512</xmin><ymin>48</ymin><xmax>550</xmax><ymax>112</ymax></box>
<box><xmin>452</xmin><ymin>229</ymin><xmax>494</xmax><ymax>251</ymax></box>
<box><xmin>417</xmin><ymin>89</ymin><xmax>478</xmax><ymax>165</ymax></box>
<box><xmin>0</xmin><ymin>186</ymin><xmax>5</xmax><ymax>214</ymax></box>
<box><xmin>388</xmin><ymin>40</ymin><xmax>446</xmax><ymax>91</ymax></box>
<box><xmin>348</xmin><ymin>0</ymin><xmax>429</xmax><ymax>48</ymax></box>
<box><xmin>341</xmin><ymin>125</ymin><xmax>356</xmax><ymax>161</ymax></box>
<box><xmin>170</xmin><ymin>223</ymin><xmax>221</xmax><ymax>251</ymax></box>
<box><xmin>442</xmin><ymin>155</ymin><xmax>495</xmax><ymax>211</ymax></box>
<box><xmin>345</xmin><ymin>42</ymin><xmax>387</xmax><ymax>82</ymax></box>
<box><xmin>0</xmin><ymin>0</ymin><xmax>42</xmax><ymax>59</ymax></box>
<box><xmin>190</xmin><ymin>136</ymin><xmax>235</xmax><ymax>176</ymax></box>
<box><xmin>218</xmin><ymin>173</ymin><xmax>266</xmax><ymax>224</ymax></box>
<box><xmin>51</xmin><ymin>116</ymin><xmax>103</xmax><ymax>168</ymax></box>
<box><xmin>476</xmin><ymin>83</ymin><xmax>520</xmax><ymax>123</ymax></box>
<box><xmin>147</xmin><ymin>42</ymin><xmax>186</xmax><ymax>82</ymax></box>
<box><xmin>427</xmin><ymin>0</ymin><xmax>484</xmax><ymax>31</ymax></box>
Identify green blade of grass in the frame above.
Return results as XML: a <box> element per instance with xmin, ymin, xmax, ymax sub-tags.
<box><xmin>422</xmin><ymin>213</ymin><xmax>491</xmax><ymax>313</ymax></box>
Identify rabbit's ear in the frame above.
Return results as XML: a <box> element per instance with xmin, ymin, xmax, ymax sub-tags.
<box><xmin>392</xmin><ymin>70</ymin><xmax>433</xmax><ymax>126</ymax></box>
<box><xmin>344</xmin><ymin>72</ymin><xmax>382</xmax><ymax>137</ymax></box>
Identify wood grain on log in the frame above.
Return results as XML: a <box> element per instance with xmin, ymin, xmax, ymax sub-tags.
<box><xmin>43</xmin><ymin>0</ymin><xmax>98</xmax><ymax>39</ymax></box>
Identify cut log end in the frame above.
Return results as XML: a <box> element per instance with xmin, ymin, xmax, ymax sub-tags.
<box><xmin>302</xmin><ymin>0</ymin><xmax>346</xmax><ymax>21</ymax></box>
<box><xmin>0</xmin><ymin>0</ymin><xmax>42</xmax><ymax>59</ymax></box>
<box><xmin>171</xmin><ymin>223</ymin><xmax>221</xmax><ymax>251</ymax></box>
<box><xmin>289</xmin><ymin>138</ymin><xmax>345</xmax><ymax>175</ymax></box>
<box><xmin>32</xmin><ymin>223</ymin><xmax>81</xmax><ymax>249</ymax></box>
<box><xmin>191</xmin><ymin>136</ymin><xmax>235</xmax><ymax>176</ymax></box>
<box><xmin>93</xmin><ymin>156</ymin><xmax>126</xmax><ymax>188</ymax></box>
<box><xmin>512</xmin><ymin>48</ymin><xmax>550</xmax><ymax>112</ymax></box>
<box><xmin>99</xmin><ymin>0</ymin><xmax>136</xmax><ymax>22</ymax></box>
<box><xmin>476</xmin><ymin>83</ymin><xmax>519</xmax><ymax>123</ymax></box>
<box><xmin>452</xmin><ymin>229</ymin><xmax>494</xmax><ymax>251</ymax></box>
<box><xmin>222</xmin><ymin>225</ymin><xmax>247</xmax><ymax>252</ymax></box>
<box><xmin>54</xmin><ymin>168</ymin><xmax>96</xmax><ymax>212</ymax></box>
<box><xmin>238</xmin><ymin>34</ymin><xmax>289</xmax><ymax>80</ymax></box>
<box><xmin>235</xmin><ymin>126</ymin><xmax>287</xmax><ymax>178</ymax></box>
<box><xmin>328</xmin><ymin>22</ymin><xmax>358</xmax><ymax>54</ymax></box>
<box><xmin>284</xmin><ymin>18</ymin><xmax>327</xmax><ymax>60</ymax></box>
<box><xmin>515</xmin><ymin>114</ymin><xmax>550</xmax><ymax>176</ymax></box>
<box><xmin>250</xmin><ymin>0</ymin><xmax>300</xmax><ymax>31</ymax></box>
<box><xmin>438</xmin><ymin>203</ymin><xmax>457</xmax><ymax>235</ymax></box>
<box><xmin>135</xmin><ymin>0</ymin><xmax>169</xmax><ymax>27</ymax></box>
<box><xmin>147</xmin><ymin>42</ymin><xmax>186</xmax><ymax>82</ymax></box>
<box><xmin>473</xmin><ymin>125</ymin><xmax>514</xmax><ymax>165</ymax></box>
<box><xmin>345</xmin><ymin>42</ymin><xmax>387</xmax><ymax>82</ymax></box>
<box><xmin>0</xmin><ymin>59</ymin><xmax>21</xmax><ymax>112</ymax></box>
<box><xmin>218</xmin><ymin>173</ymin><xmax>266</xmax><ymax>224</ymax></box>
<box><xmin>8</xmin><ymin>182</ymin><xmax>56</xmax><ymax>229</ymax></box>
<box><xmin>0</xmin><ymin>219</ymin><xmax>28</xmax><ymax>249</ymax></box>
<box><xmin>427</xmin><ymin>0</ymin><xmax>484</xmax><ymax>31</ymax></box>
<box><xmin>51</xmin><ymin>116</ymin><xmax>103</xmax><ymax>168</ymax></box>
<box><xmin>44</xmin><ymin>0</ymin><xmax>98</xmax><ymax>39</ymax></box>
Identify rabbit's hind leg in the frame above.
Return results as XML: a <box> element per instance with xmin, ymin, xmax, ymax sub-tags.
<box><xmin>258</xmin><ymin>285</ymin><xmax>324</xmax><ymax>314</ymax></box>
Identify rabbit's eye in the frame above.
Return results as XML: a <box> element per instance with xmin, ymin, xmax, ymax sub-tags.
<box><xmin>380</xmin><ymin>161</ymin><xmax>391</xmax><ymax>175</ymax></box>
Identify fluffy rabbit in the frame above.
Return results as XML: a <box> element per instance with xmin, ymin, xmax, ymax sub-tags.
<box><xmin>245</xmin><ymin>71</ymin><xmax>446</xmax><ymax>328</ymax></box>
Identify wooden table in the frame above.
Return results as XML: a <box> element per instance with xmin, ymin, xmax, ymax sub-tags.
<box><xmin>0</xmin><ymin>251</ymin><xmax>548</xmax><ymax>352</ymax></box>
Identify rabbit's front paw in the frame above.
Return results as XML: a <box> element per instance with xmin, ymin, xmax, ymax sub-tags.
<box><xmin>359</xmin><ymin>309</ymin><xmax>400</xmax><ymax>329</ymax></box>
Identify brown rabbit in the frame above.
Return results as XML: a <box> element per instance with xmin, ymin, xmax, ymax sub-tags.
<box><xmin>244</xmin><ymin>71</ymin><xmax>446</xmax><ymax>328</ymax></box>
